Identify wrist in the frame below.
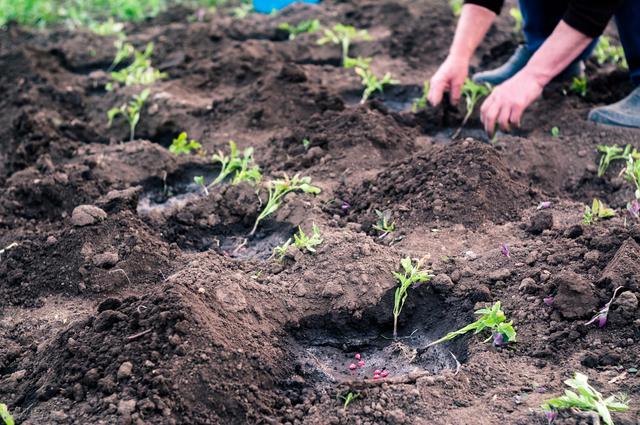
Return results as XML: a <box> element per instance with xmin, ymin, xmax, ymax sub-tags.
<box><xmin>519</xmin><ymin>65</ymin><xmax>551</xmax><ymax>88</ymax></box>
<box><xmin>446</xmin><ymin>51</ymin><xmax>471</xmax><ymax>67</ymax></box>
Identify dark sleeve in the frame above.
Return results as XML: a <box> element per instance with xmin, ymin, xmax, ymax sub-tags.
<box><xmin>463</xmin><ymin>0</ymin><xmax>504</xmax><ymax>15</ymax></box>
<box><xmin>562</xmin><ymin>0</ymin><xmax>623</xmax><ymax>38</ymax></box>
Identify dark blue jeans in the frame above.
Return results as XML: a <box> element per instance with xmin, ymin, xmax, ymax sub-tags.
<box><xmin>519</xmin><ymin>0</ymin><xmax>640</xmax><ymax>85</ymax></box>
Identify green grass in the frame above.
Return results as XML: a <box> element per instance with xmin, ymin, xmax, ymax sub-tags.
<box><xmin>0</xmin><ymin>0</ymin><xmax>230</xmax><ymax>28</ymax></box>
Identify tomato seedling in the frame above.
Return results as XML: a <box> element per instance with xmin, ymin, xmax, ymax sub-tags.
<box><xmin>338</xmin><ymin>392</ymin><xmax>360</xmax><ymax>410</ymax></box>
<box><xmin>551</xmin><ymin>126</ymin><xmax>560</xmax><ymax>137</ymax></box>
<box><xmin>583</xmin><ymin>198</ymin><xmax>615</xmax><ymax>225</ymax></box>
<box><xmin>594</xmin><ymin>36</ymin><xmax>628</xmax><ymax>70</ymax></box>
<box><xmin>207</xmin><ymin>141</ymin><xmax>261</xmax><ymax>187</ymax></box>
<box><xmin>570</xmin><ymin>75</ymin><xmax>588</xmax><ymax>97</ymax></box>
<box><xmin>541</xmin><ymin>372</ymin><xmax>629</xmax><ymax>425</ymax></box>
<box><xmin>412</xmin><ymin>80</ymin><xmax>430</xmax><ymax>112</ymax></box>
<box><xmin>107</xmin><ymin>42</ymin><xmax>166</xmax><ymax>90</ymax></box>
<box><xmin>343</xmin><ymin>55</ymin><xmax>372</xmax><ymax>70</ymax></box>
<box><xmin>271</xmin><ymin>238</ymin><xmax>293</xmax><ymax>261</ymax></box>
<box><xmin>392</xmin><ymin>257</ymin><xmax>433</xmax><ymax>338</ymax></box>
<box><xmin>623</xmin><ymin>151</ymin><xmax>640</xmax><ymax>199</ymax></box>
<box><xmin>452</xmin><ymin>79</ymin><xmax>492</xmax><ymax>139</ymax></box>
<box><xmin>251</xmin><ymin>174</ymin><xmax>321</xmax><ymax>235</ymax></box>
<box><xmin>427</xmin><ymin>301</ymin><xmax>516</xmax><ymax>347</ymax></box>
<box><xmin>317</xmin><ymin>24</ymin><xmax>371</xmax><ymax>67</ymax></box>
<box><xmin>107</xmin><ymin>88</ymin><xmax>150</xmax><ymax>141</ymax></box>
<box><xmin>355</xmin><ymin>67</ymin><xmax>398</xmax><ymax>104</ymax></box>
<box><xmin>278</xmin><ymin>19</ymin><xmax>320</xmax><ymax>40</ymax></box>
<box><xmin>169</xmin><ymin>132</ymin><xmax>201</xmax><ymax>155</ymax></box>
<box><xmin>596</xmin><ymin>144</ymin><xmax>632</xmax><ymax>177</ymax></box>
<box><xmin>0</xmin><ymin>403</ymin><xmax>14</xmax><ymax>425</ymax></box>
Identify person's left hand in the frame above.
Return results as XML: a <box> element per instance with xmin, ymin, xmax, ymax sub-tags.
<box><xmin>480</xmin><ymin>71</ymin><xmax>544</xmax><ymax>137</ymax></box>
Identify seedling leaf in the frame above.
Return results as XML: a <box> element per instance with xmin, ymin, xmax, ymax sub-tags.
<box><xmin>169</xmin><ymin>132</ymin><xmax>201</xmax><ymax>155</ymax></box>
<box><xmin>392</xmin><ymin>257</ymin><xmax>432</xmax><ymax>338</ymax></box>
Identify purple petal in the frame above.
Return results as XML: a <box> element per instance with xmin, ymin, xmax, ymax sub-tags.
<box><xmin>627</xmin><ymin>199</ymin><xmax>640</xmax><ymax>219</ymax></box>
<box><xmin>500</xmin><ymin>243</ymin><xmax>510</xmax><ymax>258</ymax></box>
<box><xmin>493</xmin><ymin>333</ymin><xmax>505</xmax><ymax>347</ymax></box>
<box><xmin>598</xmin><ymin>315</ymin><xmax>607</xmax><ymax>328</ymax></box>
<box><xmin>537</xmin><ymin>202</ymin><xmax>552</xmax><ymax>210</ymax></box>
<box><xmin>341</xmin><ymin>201</ymin><xmax>351</xmax><ymax>212</ymax></box>
<box><xmin>543</xmin><ymin>296</ymin><xmax>554</xmax><ymax>306</ymax></box>
<box><xmin>545</xmin><ymin>410</ymin><xmax>558</xmax><ymax>423</ymax></box>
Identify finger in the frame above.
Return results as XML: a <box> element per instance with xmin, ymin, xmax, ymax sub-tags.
<box><xmin>450</xmin><ymin>80</ymin><xmax>463</xmax><ymax>105</ymax></box>
<box><xmin>497</xmin><ymin>105</ymin><xmax>512</xmax><ymax>133</ymax></box>
<box><xmin>480</xmin><ymin>94</ymin><xmax>495</xmax><ymax>126</ymax></box>
<box><xmin>428</xmin><ymin>78</ymin><xmax>447</xmax><ymax>107</ymax></box>
<box><xmin>483</xmin><ymin>101</ymin><xmax>500</xmax><ymax>137</ymax></box>
<box><xmin>510</xmin><ymin>104</ymin><xmax>524</xmax><ymax>128</ymax></box>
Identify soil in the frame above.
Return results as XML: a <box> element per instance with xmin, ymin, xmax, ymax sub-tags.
<box><xmin>1</xmin><ymin>1</ymin><xmax>640</xmax><ymax>424</ymax></box>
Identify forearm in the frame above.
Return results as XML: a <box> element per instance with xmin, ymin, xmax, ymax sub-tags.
<box><xmin>448</xmin><ymin>4</ymin><xmax>496</xmax><ymax>63</ymax></box>
<box><xmin>519</xmin><ymin>21</ymin><xmax>592</xmax><ymax>86</ymax></box>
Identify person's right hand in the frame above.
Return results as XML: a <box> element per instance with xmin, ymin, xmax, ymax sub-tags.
<box><xmin>428</xmin><ymin>55</ymin><xmax>469</xmax><ymax>107</ymax></box>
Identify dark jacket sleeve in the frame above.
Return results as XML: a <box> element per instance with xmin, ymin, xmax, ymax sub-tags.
<box><xmin>463</xmin><ymin>0</ymin><xmax>504</xmax><ymax>15</ymax></box>
<box><xmin>562</xmin><ymin>0</ymin><xmax>623</xmax><ymax>38</ymax></box>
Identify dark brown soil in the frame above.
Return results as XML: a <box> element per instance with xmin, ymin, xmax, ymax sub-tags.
<box><xmin>1</xmin><ymin>1</ymin><xmax>639</xmax><ymax>424</ymax></box>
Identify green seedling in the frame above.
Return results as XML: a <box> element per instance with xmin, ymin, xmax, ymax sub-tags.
<box><xmin>427</xmin><ymin>301</ymin><xmax>516</xmax><ymax>347</ymax></box>
<box><xmin>355</xmin><ymin>67</ymin><xmax>398</xmax><ymax>104</ymax></box>
<box><xmin>623</xmin><ymin>152</ymin><xmax>640</xmax><ymax>199</ymax></box>
<box><xmin>250</xmin><ymin>174</ymin><xmax>321</xmax><ymax>235</ymax></box>
<box><xmin>271</xmin><ymin>238</ymin><xmax>293</xmax><ymax>261</ymax></box>
<box><xmin>317</xmin><ymin>24</ymin><xmax>372</xmax><ymax>67</ymax></box>
<box><xmin>302</xmin><ymin>138</ymin><xmax>311</xmax><ymax>150</ymax></box>
<box><xmin>107</xmin><ymin>42</ymin><xmax>166</xmax><ymax>90</ymax></box>
<box><xmin>372</xmin><ymin>209</ymin><xmax>395</xmax><ymax>238</ymax></box>
<box><xmin>570</xmin><ymin>75</ymin><xmax>588</xmax><ymax>97</ymax></box>
<box><xmin>412</xmin><ymin>80</ymin><xmax>430</xmax><ymax>112</ymax></box>
<box><xmin>0</xmin><ymin>403</ymin><xmax>14</xmax><ymax>425</ymax></box>
<box><xmin>338</xmin><ymin>392</ymin><xmax>360</xmax><ymax>410</ymax></box>
<box><xmin>207</xmin><ymin>141</ymin><xmax>261</xmax><ymax>187</ymax></box>
<box><xmin>169</xmin><ymin>132</ymin><xmax>201</xmax><ymax>156</ymax></box>
<box><xmin>107</xmin><ymin>88</ymin><xmax>150</xmax><ymax>141</ymax></box>
<box><xmin>449</xmin><ymin>0</ymin><xmax>463</xmax><ymax>16</ymax></box>
<box><xmin>597</xmin><ymin>144</ymin><xmax>632</xmax><ymax>177</ymax></box>
<box><xmin>89</xmin><ymin>18</ymin><xmax>125</xmax><ymax>37</ymax></box>
<box><xmin>278</xmin><ymin>19</ymin><xmax>320</xmax><ymax>40</ymax></box>
<box><xmin>509</xmin><ymin>7</ymin><xmax>523</xmax><ymax>33</ymax></box>
<box><xmin>551</xmin><ymin>126</ymin><xmax>560</xmax><ymax>137</ymax></box>
<box><xmin>343</xmin><ymin>55</ymin><xmax>372</xmax><ymax>69</ymax></box>
<box><xmin>232</xmin><ymin>2</ymin><xmax>252</xmax><ymax>19</ymax></box>
<box><xmin>392</xmin><ymin>257</ymin><xmax>433</xmax><ymax>338</ymax></box>
<box><xmin>452</xmin><ymin>79</ymin><xmax>492</xmax><ymax>139</ymax></box>
<box><xmin>541</xmin><ymin>372</ymin><xmax>629</xmax><ymax>425</ymax></box>
<box><xmin>110</xmin><ymin>39</ymin><xmax>135</xmax><ymax>69</ymax></box>
<box><xmin>193</xmin><ymin>175</ymin><xmax>208</xmax><ymax>195</ymax></box>
<box><xmin>293</xmin><ymin>223</ymin><xmax>323</xmax><ymax>253</ymax></box>
<box><xmin>583</xmin><ymin>198</ymin><xmax>616</xmax><ymax>225</ymax></box>
<box><xmin>595</xmin><ymin>36</ymin><xmax>628</xmax><ymax>70</ymax></box>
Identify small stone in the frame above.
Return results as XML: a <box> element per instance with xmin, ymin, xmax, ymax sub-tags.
<box><xmin>519</xmin><ymin>277</ymin><xmax>537</xmax><ymax>294</ymax></box>
<box><xmin>71</xmin><ymin>205</ymin><xmax>107</xmax><ymax>227</ymax></box>
<box><xmin>525</xmin><ymin>250</ymin><xmax>539</xmax><ymax>266</ymax></box>
<box><xmin>583</xmin><ymin>250</ymin><xmax>600</xmax><ymax>265</ymax></box>
<box><xmin>93</xmin><ymin>251</ymin><xmax>119</xmax><ymax>268</ymax></box>
<box><xmin>118</xmin><ymin>399</ymin><xmax>137</xmax><ymax>416</ymax></box>
<box><xmin>46</xmin><ymin>236</ymin><xmax>58</xmax><ymax>245</ymax></box>
<box><xmin>527</xmin><ymin>211</ymin><xmax>553</xmax><ymax>235</ymax></box>
<box><xmin>464</xmin><ymin>250</ymin><xmax>477</xmax><ymax>261</ymax></box>
<box><xmin>117</xmin><ymin>361</ymin><xmax>133</xmax><ymax>380</ymax></box>
<box><xmin>431</xmin><ymin>274</ymin><xmax>454</xmax><ymax>292</ymax></box>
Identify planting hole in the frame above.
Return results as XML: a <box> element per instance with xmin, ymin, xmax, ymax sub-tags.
<box><xmin>341</xmin><ymin>84</ymin><xmax>423</xmax><ymax>112</ymax></box>
<box><xmin>289</xmin><ymin>289</ymin><xmax>467</xmax><ymax>383</ymax></box>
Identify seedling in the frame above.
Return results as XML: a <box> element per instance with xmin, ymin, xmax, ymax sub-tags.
<box><xmin>412</xmin><ymin>80</ymin><xmax>430</xmax><ymax>112</ymax></box>
<box><xmin>372</xmin><ymin>209</ymin><xmax>395</xmax><ymax>238</ymax></box>
<box><xmin>169</xmin><ymin>132</ymin><xmax>201</xmax><ymax>155</ymax></box>
<box><xmin>302</xmin><ymin>138</ymin><xmax>311</xmax><ymax>150</ymax></box>
<box><xmin>427</xmin><ymin>301</ymin><xmax>517</xmax><ymax>347</ymax></box>
<box><xmin>551</xmin><ymin>126</ymin><xmax>560</xmax><ymax>137</ymax></box>
<box><xmin>392</xmin><ymin>257</ymin><xmax>433</xmax><ymax>338</ymax></box>
<box><xmin>250</xmin><ymin>174</ymin><xmax>321</xmax><ymax>235</ymax></box>
<box><xmin>570</xmin><ymin>75</ymin><xmax>588</xmax><ymax>97</ymax></box>
<box><xmin>278</xmin><ymin>19</ymin><xmax>320</xmax><ymax>40</ymax></box>
<box><xmin>509</xmin><ymin>8</ymin><xmax>523</xmax><ymax>33</ymax></box>
<box><xmin>585</xmin><ymin>286</ymin><xmax>623</xmax><ymax>328</ymax></box>
<box><xmin>343</xmin><ymin>55</ymin><xmax>372</xmax><ymax>69</ymax></box>
<box><xmin>0</xmin><ymin>403</ymin><xmax>14</xmax><ymax>425</ymax></box>
<box><xmin>596</xmin><ymin>144</ymin><xmax>632</xmax><ymax>177</ymax></box>
<box><xmin>89</xmin><ymin>18</ymin><xmax>125</xmax><ymax>37</ymax></box>
<box><xmin>232</xmin><ymin>2</ymin><xmax>252</xmax><ymax>19</ymax></box>
<box><xmin>193</xmin><ymin>175</ymin><xmax>208</xmax><ymax>195</ymax></box>
<box><xmin>355</xmin><ymin>67</ymin><xmax>398</xmax><ymax>104</ymax></box>
<box><xmin>594</xmin><ymin>36</ymin><xmax>628</xmax><ymax>70</ymax></box>
<box><xmin>452</xmin><ymin>79</ymin><xmax>492</xmax><ymax>139</ymax></box>
<box><xmin>317</xmin><ymin>24</ymin><xmax>372</xmax><ymax>67</ymax></box>
<box><xmin>583</xmin><ymin>198</ymin><xmax>615</xmax><ymax>225</ymax></box>
<box><xmin>271</xmin><ymin>238</ymin><xmax>293</xmax><ymax>261</ymax></box>
<box><xmin>107</xmin><ymin>88</ymin><xmax>150</xmax><ymax>141</ymax></box>
<box><xmin>449</xmin><ymin>0</ymin><xmax>463</xmax><ymax>16</ymax></box>
<box><xmin>541</xmin><ymin>372</ymin><xmax>629</xmax><ymax>425</ymax></box>
<box><xmin>338</xmin><ymin>392</ymin><xmax>360</xmax><ymax>410</ymax></box>
<box><xmin>107</xmin><ymin>42</ymin><xmax>166</xmax><ymax>90</ymax></box>
<box><xmin>293</xmin><ymin>223</ymin><xmax>323</xmax><ymax>253</ymax></box>
<box><xmin>622</xmin><ymin>151</ymin><xmax>640</xmax><ymax>199</ymax></box>
<box><xmin>207</xmin><ymin>141</ymin><xmax>261</xmax><ymax>187</ymax></box>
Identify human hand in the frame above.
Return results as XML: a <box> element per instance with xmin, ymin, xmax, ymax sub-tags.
<box><xmin>428</xmin><ymin>55</ymin><xmax>469</xmax><ymax>107</ymax></box>
<box><xmin>480</xmin><ymin>71</ymin><xmax>544</xmax><ymax>136</ymax></box>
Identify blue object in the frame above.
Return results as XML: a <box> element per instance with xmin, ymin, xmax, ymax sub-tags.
<box><xmin>518</xmin><ymin>0</ymin><xmax>639</xmax><ymax>84</ymax></box>
<box><xmin>589</xmin><ymin>85</ymin><xmax>640</xmax><ymax>128</ymax></box>
<box><xmin>253</xmin><ymin>0</ymin><xmax>319</xmax><ymax>14</ymax></box>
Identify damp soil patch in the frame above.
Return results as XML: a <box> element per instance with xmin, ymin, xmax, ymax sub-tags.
<box><xmin>288</xmin><ymin>289</ymin><xmax>468</xmax><ymax>385</ymax></box>
<box><xmin>341</xmin><ymin>84</ymin><xmax>423</xmax><ymax>112</ymax></box>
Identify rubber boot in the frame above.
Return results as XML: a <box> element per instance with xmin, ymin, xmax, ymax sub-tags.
<box><xmin>588</xmin><ymin>85</ymin><xmax>640</xmax><ymax>128</ymax></box>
